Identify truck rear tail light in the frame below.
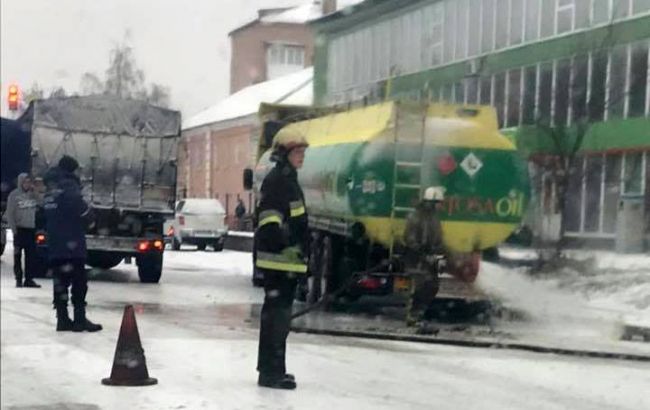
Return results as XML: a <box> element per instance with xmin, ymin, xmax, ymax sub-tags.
<box><xmin>178</xmin><ymin>215</ymin><xmax>185</xmax><ymax>225</ymax></box>
<box><xmin>357</xmin><ymin>276</ymin><xmax>384</xmax><ymax>290</ymax></box>
<box><xmin>153</xmin><ymin>240</ymin><xmax>164</xmax><ymax>251</ymax></box>
<box><xmin>35</xmin><ymin>233</ymin><xmax>47</xmax><ymax>245</ymax></box>
<box><xmin>137</xmin><ymin>240</ymin><xmax>150</xmax><ymax>252</ymax></box>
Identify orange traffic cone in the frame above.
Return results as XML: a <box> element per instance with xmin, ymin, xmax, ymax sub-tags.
<box><xmin>102</xmin><ymin>305</ymin><xmax>158</xmax><ymax>386</ymax></box>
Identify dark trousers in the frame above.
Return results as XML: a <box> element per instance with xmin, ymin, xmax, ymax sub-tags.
<box><xmin>13</xmin><ymin>228</ymin><xmax>36</xmax><ymax>282</ymax></box>
<box><xmin>50</xmin><ymin>259</ymin><xmax>87</xmax><ymax>308</ymax></box>
<box><xmin>257</xmin><ymin>270</ymin><xmax>297</xmax><ymax>377</ymax></box>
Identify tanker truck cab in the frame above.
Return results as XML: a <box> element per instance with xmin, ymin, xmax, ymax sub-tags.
<box><xmin>247</xmin><ymin>101</ymin><xmax>529</xmax><ymax>308</ymax></box>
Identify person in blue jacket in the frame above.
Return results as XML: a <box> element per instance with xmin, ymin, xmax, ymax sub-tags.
<box><xmin>43</xmin><ymin>156</ymin><xmax>102</xmax><ymax>332</ymax></box>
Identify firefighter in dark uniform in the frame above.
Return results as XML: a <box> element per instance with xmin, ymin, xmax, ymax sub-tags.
<box><xmin>404</xmin><ymin>186</ymin><xmax>446</xmax><ymax>326</ymax></box>
<box><xmin>255</xmin><ymin>130</ymin><xmax>309</xmax><ymax>390</ymax></box>
<box><xmin>43</xmin><ymin>156</ymin><xmax>102</xmax><ymax>333</ymax></box>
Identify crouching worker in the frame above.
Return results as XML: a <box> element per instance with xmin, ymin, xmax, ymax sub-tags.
<box><xmin>403</xmin><ymin>186</ymin><xmax>446</xmax><ymax>326</ymax></box>
<box><xmin>255</xmin><ymin>131</ymin><xmax>309</xmax><ymax>390</ymax></box>
<box><xmin>44</xmin><ymin>156</ymin><xmax>102</xmax><ymax>333</ymax></box>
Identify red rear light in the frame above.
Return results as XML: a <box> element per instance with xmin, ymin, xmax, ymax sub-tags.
<box><xmin>153</xmin><ymin>240</ymin><xmax>164</xmax><ymax>251</ymax></box>
<box><xmin>178</xmin><ymin>215</ymin><xmax>185</xmax><ymax>225</ymax></box>
<box><xmin>35</xmin><ymin>233</ymin><xmax>46</xmax><ymax>245</ymax></box>
<box><xmin>137</xmin><ymin>240</ymin><xmax>150</xmax><ymax>252</ymax></box>
<box><xmin>357</xmin><ymin>276</ymin><xmax>383</xmax><ymax>290</ymax></box>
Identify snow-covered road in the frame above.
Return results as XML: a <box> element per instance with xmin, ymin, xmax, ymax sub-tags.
<box><xmin>2</xmin><ymin>243</ymin><xmax>649</xmax><ymax>410</ymax></box>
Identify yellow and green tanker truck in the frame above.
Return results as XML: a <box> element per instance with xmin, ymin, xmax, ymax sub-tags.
<box><xmin>245</xmin><ymin>101</ymin><xmax>529</xmax><ymax>305</ymax></box>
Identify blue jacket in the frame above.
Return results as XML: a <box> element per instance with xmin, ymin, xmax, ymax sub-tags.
<box><xmin>43</xmin><ymin>167</ymin><xmax>90</xmax><ymax>261</ymax></box>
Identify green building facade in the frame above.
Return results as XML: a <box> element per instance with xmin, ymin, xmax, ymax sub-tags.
<box><xmin>311</xmin><ymin>0</ymin><xmax>650</xmax><ymax>247</ymax></box>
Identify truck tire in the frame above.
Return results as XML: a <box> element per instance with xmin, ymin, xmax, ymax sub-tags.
<box><xmin>197</xmin><ymin>243</ymin><xmax>207</xmax><ymax>251</ymax></box>
<box><xmin>87</xmin><ymin>251</ymin><xmax>123</xmax><ymax>270</ymax></box>
<box><xmin>212</xmin><ymin>241</ymin><xmax>224</xmax><ymax>252</ymax></box>
<box><xmin>172</xmin><ymin>237</ymin><xmax>181</xmax><ymax>251</ymax></box>
<box><xmin>137</xmin><ymin>252</ymin><xmax>163</xmax><ymax>283</ymax></box>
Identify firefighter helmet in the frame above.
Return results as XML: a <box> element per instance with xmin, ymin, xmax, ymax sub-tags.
<box><xmin>424</xmin><ymin>186</ymin><xmax>445</xmax><ymax>202</ymax></box>
<box><xmin>272</xmin><ymin>128</ymin><xmax>309</xmax><ymax>152</ymax></box>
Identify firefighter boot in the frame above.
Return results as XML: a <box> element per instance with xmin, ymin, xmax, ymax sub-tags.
<box><xmin>72</xmin><ymin>306</ymin><xmax>103</xmax><ymax>332</ymax></box>
<box><xmin>56</xmin><ymin>305</ymin><xmax>74</xmax><ymax>331</ymax></box>
<box><xmin>258</xmin><ymin>373</ymin><xmax>297</xmax><ymax>390</ymax></box>
<box><xmin>23</xmin><ymin>279</ymin><xmax>41</xmax><ymax>288</ymax></box>
<box><xmin>14</xmin><ymin>264</ymin><xmax>23</xmax><ymax>288</ymax></box>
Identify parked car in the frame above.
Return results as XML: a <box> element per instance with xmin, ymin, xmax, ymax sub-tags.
<box><xmin>165</xmin><ymin>199</ymin><xmax>227</xmax><ymax>251</ymax></box>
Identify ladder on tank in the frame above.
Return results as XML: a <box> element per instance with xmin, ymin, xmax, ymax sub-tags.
<box><xmin>389</xmin><ymin>105</ymin><xmax>427</xmax><ymax>257</ymax></box>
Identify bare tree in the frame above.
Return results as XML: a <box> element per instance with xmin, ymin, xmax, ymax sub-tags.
<box><xmin>531</xmin><ymin>20</ymin><xmax>631</xmax><ymax>258</ymax></box>
<box><xmin>80</xmin><ymin>72</ymin><xmax>104</xmax><ymax>95</ymax></box>
<box><xmin>78</xmin><ymin>36</ymin><xmax>171</xmax><ymax>107</ymax></box>
<box><xmin>23</xmin><ymin>83</ymin><xmax>45</xmax><ymax>104</ymax></box>
<box><xmin>104</xmin><ymin>41</ymin><xmax>146</xmax><ymax>99</ymax></box>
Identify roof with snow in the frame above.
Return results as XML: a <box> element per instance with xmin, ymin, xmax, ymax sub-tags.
<box><xmin>260</xmin><ymin>2</ymin><xmax>322</xmax><ymax>24</ymax></box>
<box><xmin>182</xmin><ymin>68</ymin><xmax>313</xmax><ymax>131</ymax></box>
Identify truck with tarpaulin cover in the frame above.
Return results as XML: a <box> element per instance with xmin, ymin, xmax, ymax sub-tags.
<box><xmin>245</xmin><ymin>101</ymin><xmax>529</xmax><ymax>305</ymax></box>
<box><xmin>16</xmin><ymin>96</ymin><xmax>181</xmax><ymax>283</ymax></box>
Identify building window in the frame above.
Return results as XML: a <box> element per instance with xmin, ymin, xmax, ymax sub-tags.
<box><xmin>575</xmin><ymin>0</ymin><xmax>590</xmax><ymax>28</ymax></box>
<box><xmin>565</xmin><ymin>159</ymin><xmax>583</xmax><ymax>232</ymax></box>
<box><xmin>445</xmin><ymin>0</ymin><xmax>457</xmax><ymax>62</ymax></box>
<box><xmin>424</xmin><ymin>3</ymin><xmax>444</xmax><ymax>68</ymax></box>
<box><xmin>628</xmin><ymin>41</ymin><xmax>649</xmax><ymax>117</ymax></box>
<box><xmin>467</xmin><ymin>77</ymin><xmax>480</xmax><ymax>103</ymax></box>
<box><xmin>589</xmin><ymin>52</ymin><xmax>608</xmax><ymax>121</ymax></box>
<box><xmin>454</xmin><ymin>82</ymin><xmax>466</xmax><ymax>103</ymax></box>
<box><xmin>541</xmin><ymin>0</ymin><xmax>556</xmax><ymax>38</ymax></box>
<box><xmin>468</xmin><ymin>0</ymin><xmax>482</xmax><ymax>56</ymax></box>
<box><xmin>525</xmin><ymin>0</ymin><xmax>540</xmax><ymax>42</ymax></box>
<box><xmin>482</xmin><ymin>0</ymin><xmax>496</xmax><ymax>53</ymax></box>
<box><xmin>538</xmin><ymin>62</ymin><xmax>554</xmax><ymax>123</ymax></box>
<box><xmin>494</xmin><ymin>72</ymin><xmax>507</xmax><ymax>126</ymax></box>
<box><xmin>267</xmin><ymin>43</ymin><xmax>305</xmax><ymax>80</ymax></box>
<box><xmin>479</xmin><ymin>76</ymin><xmax>493</xmax><ymax>105</ymax></box>
<box><xmin>624</xmin><ymin>152</ymin><xmax>644</xmax><ymax>194</ymax></box>
<box><xmin>613</xmin><ymin>0</ymin><xmax>630</xmax><ymax>20</ymax></box>
<box><xmin>633</xmin><ymin>0</ymin><xmax>650</xmax><ymax>13</ymax></box>
<box><xmin>571</xmin><ymin>55</ymin><xmax>589</xmax><ymax>123</ymax></box>
<box><xmin>607</xmin><ymin>45</ymin><xmax>628</xmax><ymax>119</ymax></box>
<box><xmin>496</xmin><ymin>0</ymin><xmax>509</xmax><ymax>49</ymax></box>
<box><xmin>554</xmin><ymin>58</ymin><xmax>571</xmax><ymax>126</ymax></box>
<box><xmin>592</xmin><ymin>0</ymin><xmax>611</xmax><ymax>24</ymax></box>
<box><xmin>455</xmin><ymin>0</ymin><xmax>469</xmax><ymax>59</ymax></box>
<box><xmin>511</xmin><ymin>0</ymin><xmax>525</xmax><ymax>46</ymax></box>
<box><xmin>442</xmin><ymin>83</ymin><xmax>454</xmax><ymax>102</ymax></box>
<box><xmin>522</xmin><ymin>65</ymin><xmax>538</xmax><ymax>123</ymax></box>
<box><xmin>584</xmin><ymin>155</ymin><xmax>604</xmax><ymax>232</ymax></box>
<box><xmin>507</xmin><ymin>68</ymin><xmax>522</xmax><ymax>126</ymax></box>
<box><xmin>556</xmin><ymin>0</ymin><xmax>575</xmax><ymax>34</ymax></box>
<box><xmin>603</xmin><ymin>153</ymin><xmax>622</xmax><ymax>233</ymax></box>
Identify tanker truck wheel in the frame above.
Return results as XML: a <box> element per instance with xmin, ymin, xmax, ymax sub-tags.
<box><xmin>137</xmin><ymin>252</ymin><xmax>163</xmax><ymax>283</ymax></box>
<box><xmin>87</xmin><ymin>251</ymin><xmax>123</xmax><ymax>270</ymax></box>
<box><xmin>307</xmin><ymin>235</ymin><xmax>331</xmax><ymax>305</ymax></box>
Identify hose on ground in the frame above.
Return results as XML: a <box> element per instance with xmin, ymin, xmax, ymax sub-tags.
<box><xmin>291</xmin><ymin>262</ymin><xmax>391</xmax><ymax>320</ymax></box>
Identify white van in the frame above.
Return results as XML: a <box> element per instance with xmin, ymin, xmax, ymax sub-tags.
<box><xmin>165</xmin><ymin>198</ymin><xmax>227</xmax><ymax>251</ymax></box>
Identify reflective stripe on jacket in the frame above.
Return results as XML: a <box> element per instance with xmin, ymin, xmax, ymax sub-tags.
<box><xmin>254</xmin><ymin>161</ymin><xmax>309</xmax><ymax>274</ymax></box>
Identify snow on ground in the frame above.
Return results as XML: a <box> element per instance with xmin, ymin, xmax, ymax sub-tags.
<box><xmin>2</xmin><ymin>239</ymin><xmax>650</xmax><ymax>409</ymax></box>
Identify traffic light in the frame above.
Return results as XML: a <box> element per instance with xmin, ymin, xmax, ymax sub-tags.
<box><xmin>8</xmin><ymin>84</ymin><xmax>19</xmax><ymax>111</ymax></box>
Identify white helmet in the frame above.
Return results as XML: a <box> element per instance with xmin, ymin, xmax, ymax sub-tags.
<box><xmin>423</xmin><ymin>186</ymin><xmax>445</xmax><ymax>201</ymax></box>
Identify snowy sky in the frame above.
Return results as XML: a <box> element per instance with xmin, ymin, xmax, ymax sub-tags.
<box><xmin>0</xmin><ymin>0</ymin><xmax>304</xmax><ymax>117</ymax></box>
